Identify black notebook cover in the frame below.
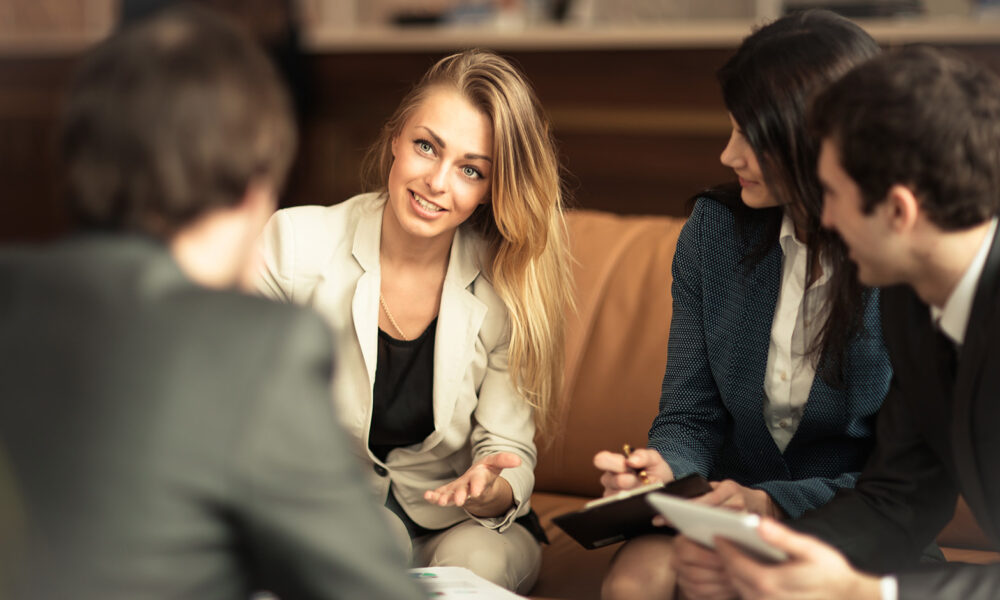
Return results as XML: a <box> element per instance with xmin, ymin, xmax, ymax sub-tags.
<box><xmin>551</xmin><ymin>474</ymin><xmax>712</xmax><ymax>549</ymax></box>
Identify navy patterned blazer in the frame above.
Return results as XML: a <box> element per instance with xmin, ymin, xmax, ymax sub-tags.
<box><xmin>648</xmin><ymin>197</ymin><xmax>892</xmax><ymax>518</ymax></box>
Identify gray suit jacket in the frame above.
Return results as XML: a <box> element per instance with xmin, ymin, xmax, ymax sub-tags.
<box><xmin>0</xmin><ymin>235</ymin><xmax>425</xmax><ymax>600</ymax></box>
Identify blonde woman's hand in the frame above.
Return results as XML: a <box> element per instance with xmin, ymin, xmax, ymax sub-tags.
<box><xmin>424</xmin><ymin>452</ymin><xmax>519</xmax><ymax>518</ymax></box>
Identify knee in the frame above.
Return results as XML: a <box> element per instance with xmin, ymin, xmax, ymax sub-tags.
<box><xmin>454</xmin><ymin>546</ymin><xmax>516</xmax><ymax>588</ymax></box>
<box><xmin>603</xmin><ymin>570</ymin><xmax>677</xmax><ymax>600</ymax></box>
<box><xmin>424</xmin><ymin>524</ymin><xmax>539</xmax><ymax>592</ymax></box>
<box><xmin>602</xmin><ymin>538</ymin><xmax>678</xmax><ymax>600</ymax></box>
<box><xmin>602</xmin><ymin>571</ymin><xmax>655</xmax><ymax>600</ymax></box>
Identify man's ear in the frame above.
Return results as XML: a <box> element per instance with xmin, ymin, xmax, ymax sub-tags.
<box><xmin>884</xmin><ymin>184</ymin><xmax>920</xmax><ymax>234</ymax></box>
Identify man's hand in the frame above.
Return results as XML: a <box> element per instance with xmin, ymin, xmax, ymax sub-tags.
<box><xmin>672</xmin><ymin>534</ymin><xmax>739</xmax><ymax>600</ymax></box>
<box><xmin>717</xmin><ymin>517</ymin><xmax>882</xmax><ymax>600</ymax></box>
<box><xmin>694</xmin><ymin>479</ymin><xmax>784</xmax><ymax>519</ymax></box>
<box><xmin>424</xmin><ymin>453</ymin><xmax>518</xmax><ymax>518</ymax></box>
<box><xmin>593</xmin><ymin>447</ymin><xmax>674</xmax><ymax>496</ymax></box>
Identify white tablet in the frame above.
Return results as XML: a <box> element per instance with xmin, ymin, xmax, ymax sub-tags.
<box><xmin>646</xmin><ymin>492</ymin><xmax>788</xmax><ymax>563</ymax></box>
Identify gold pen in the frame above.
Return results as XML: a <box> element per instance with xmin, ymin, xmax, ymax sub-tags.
<box><xmin>622</xmin><ymin>443</ymin><xmax>652</xmax><ymax>484</ymax></box>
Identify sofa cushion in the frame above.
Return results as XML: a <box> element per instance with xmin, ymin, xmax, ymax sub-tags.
<box><xmin>535</xmin><ymin>210</ymin><xmax>685</xmax><ymax>498</ymax></box>
<box><xmin>529</xmin><ymin>492</ymin><xmax>620</xmax><ymax>600</ymax></box>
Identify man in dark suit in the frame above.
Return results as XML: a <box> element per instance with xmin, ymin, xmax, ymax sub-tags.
<box><xmin>702</xmin><ymin>47</ymin><xmax>1000</xmax><ymax>599</ymax></box>
<box><xmin>0</xmin><ymin>7</ymin><xmax>424</xmax><ymax>600</ymax></box>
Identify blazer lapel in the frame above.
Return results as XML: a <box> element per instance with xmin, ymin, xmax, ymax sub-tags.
<box><xmin>350</xmin><ymin>204</ymin><xmax>383</xmax><ymax>399</ymax></box>
<box><xmin>428</xmin><ymin>226</ymin><xmax>487</xmax><ymax>443</ymax></box>
<box><xmin>951</xmin><ymin>227</ymin><xmax>1000</xmax><ymax>541</ymax></box>
<box><xmin>729</xmin><ymin>244</ymin><xmax>783</xmax><ymax>438</ymax></box>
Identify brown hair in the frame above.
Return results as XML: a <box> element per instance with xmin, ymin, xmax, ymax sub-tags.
<box><xmin>60</xmin><ymin>5</ymin><xmax>296</xmax><ymax>239</ymax></box>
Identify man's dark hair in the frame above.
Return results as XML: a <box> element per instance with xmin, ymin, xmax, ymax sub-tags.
<box><xmin>60</xmin><ymin>5</ymin><xmax>297</xmax><ymax>238</ymax></box>
<box><xmin>811</xmin><ymin>46</ymin><xmax>1000</xmax><ymax>231</ymax></box>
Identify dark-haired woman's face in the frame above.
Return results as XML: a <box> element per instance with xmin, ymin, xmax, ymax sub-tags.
<box><xmin>720</xmin><ymin>114</ymin><xmax>777</xmax><ymax>210</ymax></box>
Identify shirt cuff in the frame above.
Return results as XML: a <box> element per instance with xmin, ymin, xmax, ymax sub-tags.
<box><xmin>880</xmin><ymin>575</ymin><xmax>898</xmax><ymax>600</ymax></box>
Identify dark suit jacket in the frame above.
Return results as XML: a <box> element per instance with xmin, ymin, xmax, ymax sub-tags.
<box><xmin>794</xmin><ymin>228</ymin><xmax>1000</xmax><ymax>599</ymax></box>
<box><xmin>649</xmin><ymin>198</ymin><xmax>891</xmax><ymax>518</ymax></box>
<box><xmin>0</xmin><ymin>235</ymin><xmax>425</xmax><ymax>600</ymax></box>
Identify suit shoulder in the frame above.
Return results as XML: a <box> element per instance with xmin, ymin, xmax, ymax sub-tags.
<box><xmin>165</xmin><ymin>286</ymin><xmax>331</xmax><ymax>350</ymax></box>
<box><xmin>689</xmin><ymin>196</ymin><xmax>736</xmax><ymax>230</ymax></box>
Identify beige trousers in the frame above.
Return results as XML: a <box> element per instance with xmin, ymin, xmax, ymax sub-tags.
<box><xmin>412</xmin><ymin>519</ymin><xmax>542</xmax><ymax>594</ymax></box>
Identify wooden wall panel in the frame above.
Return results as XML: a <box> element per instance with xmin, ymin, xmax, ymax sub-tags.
<box><xmin>1</xmin><ymin>44</ymin><xmax>998</xmax><ymax>242</ymax></box>
<box><xmin>290</xmin><ymin>48</ymin><xmax>734</xmax><ymax>217</ymax></box>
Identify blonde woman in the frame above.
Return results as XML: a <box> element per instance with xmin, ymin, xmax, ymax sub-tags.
<box><xmin>256</xmin><ymin>49</ymin><xmax>571</xmax><ymax>593</ymax></box>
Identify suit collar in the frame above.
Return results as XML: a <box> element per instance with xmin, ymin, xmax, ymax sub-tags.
<box><xmin>729</xmin><ymin>243</ymin><xmax>782</xmax><ymax>431</ymax></box>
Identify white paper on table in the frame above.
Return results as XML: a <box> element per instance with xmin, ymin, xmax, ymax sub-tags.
<box><xmin>408</xmin><ymin>566</ymin><xmax>527</xmax><ymax>599</ymax></box>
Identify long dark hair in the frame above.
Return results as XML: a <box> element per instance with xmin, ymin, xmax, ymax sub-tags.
<box><xmin>704</xmin><ymin>9</ymin><xmax>880</xmax><ymax>388</ymax></box>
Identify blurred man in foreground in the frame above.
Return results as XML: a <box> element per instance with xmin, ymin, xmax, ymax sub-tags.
<box><xmin>0</xmin><ymin>7</ymin><xmax>425</xmax><ymax>600</ymax></box>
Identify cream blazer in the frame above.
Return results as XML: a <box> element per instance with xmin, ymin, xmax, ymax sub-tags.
<box><xmin>256</xmin><ymin>193</ymin><xmax>536</xmax><ymax>531</ymax></box>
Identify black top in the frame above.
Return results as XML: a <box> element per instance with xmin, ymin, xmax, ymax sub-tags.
<box><xmin>369</xmin><ymin>319</ymin><xmax>437</xmax><ymax>462</ymax></box>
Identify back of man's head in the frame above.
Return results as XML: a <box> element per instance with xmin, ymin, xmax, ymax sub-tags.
<box><xmin>810</xmin><ymin>46</ymin><xmax>1000</xmax><ymax>231</ymax></box>
<box><xmin>60</xmin><ymin>5</ymin><xmax>296</xmax><ymax>239</ymax></box>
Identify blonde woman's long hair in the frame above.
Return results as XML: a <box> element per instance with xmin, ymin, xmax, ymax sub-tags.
<box><xmin>362</xmin><ymin>49</ymin><xmax>572</xmax><ymax>434</ymax></box>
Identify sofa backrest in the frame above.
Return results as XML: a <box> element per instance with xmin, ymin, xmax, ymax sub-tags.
<box><xmin>535</xmin><ymin>210</ymin><xmax>686</xmax><ymax>498</ymax></box>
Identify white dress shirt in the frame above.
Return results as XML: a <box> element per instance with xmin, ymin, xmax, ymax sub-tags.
<box><xmin>930</xmin><ymin>218</ymin><xmax>998</xmax><ymax>345</ymax></box>
<box><xmin>762</xmin><ymin>213</ymin><xmax>832</xmax><ymax>453</ymax></box>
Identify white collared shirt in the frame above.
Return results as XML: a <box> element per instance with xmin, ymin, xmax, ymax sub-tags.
<box><xmin>763</xmin><ymin>213</ymin><xmax>833</xmax><ymax>453</ymax></box>
<box><xmin>930</xmin><ymin>218</ymin><xmax>999</xmax><ymax>345</ymax></box>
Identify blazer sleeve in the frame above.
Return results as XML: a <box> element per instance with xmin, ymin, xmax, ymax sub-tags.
<box><xmin>467</xmin><ymin>303</ymin><xmax>537</xmax><ymax>530</ymax></box>
<box><xmin>755</xmin><ymin>472</ymin><xmax>860</xmax><ymax>519</ymax></box>
<box><xmin>255</xmin><ymin>210</ymin><xmax>296</xmax><ymax>303</ymax></box>
<box><xmin>648</xmin><ymin>200</ymin><xmax>728</xmax><ymax>478</ymax></box>
<box><xmin>231</xmin><ymin>309</ymin><xmax>425</xmax><ymax>600</ymax></box>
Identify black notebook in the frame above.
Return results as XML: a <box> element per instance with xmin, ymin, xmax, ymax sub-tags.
<box><xmin>551</xmin><ymin>474</ymin><xmax>712</xmax><ymax>549</ymax></box>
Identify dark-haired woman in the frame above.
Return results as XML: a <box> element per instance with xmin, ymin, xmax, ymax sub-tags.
<box><xmin>593</xmin><ymin>11</ymin><xmax>891</xmax><ymax>600</ymax></box>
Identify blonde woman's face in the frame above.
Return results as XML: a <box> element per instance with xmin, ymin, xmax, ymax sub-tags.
<box><xmin>720</xmin><ymin>113</ymin><xmax>777</xmax><ymax>209</ymax></box>
<box><xmin>385</xmin><ymin>87</ymin><xmax>493</xmax><ymax>244</ymax></box>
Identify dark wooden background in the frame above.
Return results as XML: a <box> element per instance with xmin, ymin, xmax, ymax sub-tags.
<box><xmin>2</xmin><ymin>43</ymin><xmax>998</xmax><ymax>243</ymax></box>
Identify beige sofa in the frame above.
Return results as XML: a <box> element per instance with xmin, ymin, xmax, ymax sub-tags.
<box><xmin>527</xmin><ymin>210</ymin><xmax>999</xmax><ymax>600</ymax></box>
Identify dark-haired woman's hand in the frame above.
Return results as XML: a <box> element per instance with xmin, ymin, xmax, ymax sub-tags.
<box><xmin>594</xmin><ymin>447</ymin><xmax>674</xmax><ymax>497</ymax></box>
<box><xmin>694</xmin><ymin>480</ymin><xmax>784</xmax><ymax>519</ymax></box>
